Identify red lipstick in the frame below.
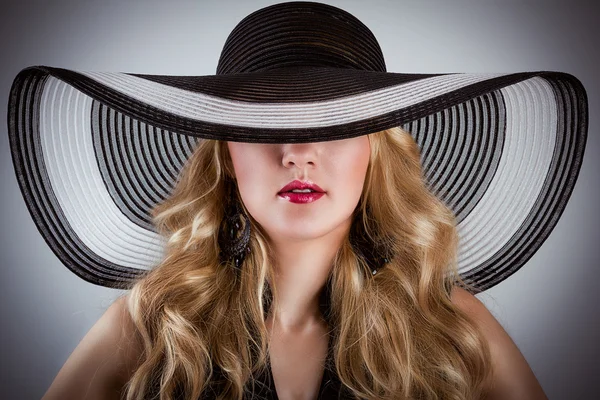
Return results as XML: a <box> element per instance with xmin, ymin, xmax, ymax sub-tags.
<box><xmin>278</xmin><ymin>180</ymin><xmax>326</xmax><ymax>204</ymax></box>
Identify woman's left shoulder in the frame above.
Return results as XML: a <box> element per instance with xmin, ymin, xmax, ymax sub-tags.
<box><xmin>449</xmin><ymin>286</ymin><xmax>549</xmax><ymax>400</ymax></box>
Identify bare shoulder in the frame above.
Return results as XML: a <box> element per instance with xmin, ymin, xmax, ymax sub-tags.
<box><xmin>41</xmin><ymin>294</ymin><xmax>144</xmax><ymax>400</ymax></box>
<box><xmin>449</xmin><ymin>286</ymin><xmax>548</xmax><ymax>400</ymax></box>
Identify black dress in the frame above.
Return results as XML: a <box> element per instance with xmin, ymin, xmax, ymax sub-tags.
<box><xmin>242</xmin><ymin>333</ymin><xmax>347</xmax><ymax>400</ymax></box>
<box><xmin>196</xmin><ymin>331</ymin><xmax>348</xmax><ymax>400</ymax></box>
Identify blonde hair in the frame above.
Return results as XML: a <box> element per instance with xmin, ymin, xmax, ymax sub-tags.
<box><xmin>122</xmin><ymin>127</ymin><xmax>493</xmax><ymax>399</ymax></box>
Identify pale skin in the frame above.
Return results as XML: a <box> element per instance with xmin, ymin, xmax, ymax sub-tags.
<box><xmin>227</xmin><ymin>137</ymin><xmax>372</xmax><ymax>399</ymax></box>
<box><xmin>41</xmin><ymin>136</ymin><xmax>548</xmax><ymax>400</ymax></box>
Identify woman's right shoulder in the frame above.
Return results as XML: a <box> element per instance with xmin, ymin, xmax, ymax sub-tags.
<box><xmin>41</xmin><ymin>294</ymin><xmax>145</xmax><ymax>400</ymax></box>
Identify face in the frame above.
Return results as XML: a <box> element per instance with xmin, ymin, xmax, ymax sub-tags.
<box><xmin>226</xmin><ymin>136</ymin><xmax>371</xmax><ymax>243</ymax></box>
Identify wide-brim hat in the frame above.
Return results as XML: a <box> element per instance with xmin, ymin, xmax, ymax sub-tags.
<box><xmin>7</xmin><ymin>1</ymin><xmax>588</xmax><ymax>291</ymax></box>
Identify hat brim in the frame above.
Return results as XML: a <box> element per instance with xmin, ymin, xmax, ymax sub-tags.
<box><xmin>7</xmin><ymin>65</ymin><xmax>588</xmax><ymax>290</ymax></box>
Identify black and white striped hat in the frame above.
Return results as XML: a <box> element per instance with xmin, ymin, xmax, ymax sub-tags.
<box><xmin>7</xmin><ymin>1</ymin><xmax>588</xmax><ymax>291</ymax></box>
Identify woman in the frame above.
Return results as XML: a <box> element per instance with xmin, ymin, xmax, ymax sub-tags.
<box><xmin>39</xmin><ymin>129</ymin><xmax>548</xmax><ymax>400</ymax></box>
<box><xmin>10</xmin><ymin>2</ymin><xmax>586</xmax><ymax>400</ymax></box>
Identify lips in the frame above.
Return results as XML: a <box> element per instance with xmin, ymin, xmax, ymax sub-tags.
<box><xmin>278</xmin><ymin>179</ymin><xmax>325</xmax><ymax>194</ymax></box>
<box><xmin>278</xmin><ymin>191</ymin><xmax>325</xmax><ymax>204</ymax></box>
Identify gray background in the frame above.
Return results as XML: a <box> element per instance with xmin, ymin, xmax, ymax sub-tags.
<box><xmin>1</xmin><ymin>0</ymin><xmax>598</xmax><ymax>399</ymax></box>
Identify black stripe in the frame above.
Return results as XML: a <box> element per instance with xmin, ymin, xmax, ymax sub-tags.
<box><xmin>406</xmin><ymin>91</ymin><xmax>505</xmax><ymax>224</ymax></box>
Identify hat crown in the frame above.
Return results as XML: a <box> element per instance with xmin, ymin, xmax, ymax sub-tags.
<box><xmin>216</xmin><ymin>1</ymin><xmax>387</xmax><ymax>74</ymax></box>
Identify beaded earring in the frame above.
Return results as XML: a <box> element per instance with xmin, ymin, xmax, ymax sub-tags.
<box><xmin>217</xmin><ymin>178</ymin><xmax>251</xmax><ymax>269</ymax></box>
<box><xmin>349</xmin><ymin>206</ymin><xmax>394</xmax><ymax>276</ymax></box>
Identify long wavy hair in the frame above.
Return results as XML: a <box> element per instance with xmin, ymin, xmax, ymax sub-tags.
<box><xmin>122</xmin><ymin>127</ymin><xmax>493</xmax><ymax>400</ymax></box>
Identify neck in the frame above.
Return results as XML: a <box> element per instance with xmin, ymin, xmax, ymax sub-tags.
<box><xmin>266</xmin><ymin>218</ymin><xmax>351</xmax><ymax>333</ymax></box>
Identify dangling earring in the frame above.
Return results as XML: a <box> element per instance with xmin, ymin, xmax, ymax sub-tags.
<box><xmin>218</xmin><ymin>178</ymin><xmax>251</xmax><ymax>269</ymax></box>
<box><xmin>349</xmin><ymin>205</ymin><xmax>394</xmax><ymax>276</ymax></box>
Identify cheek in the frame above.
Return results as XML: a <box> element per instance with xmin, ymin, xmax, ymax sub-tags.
<box><xmin>341</xmin><ymin>139</ymin><xmax>370</xmax><ymax>194</ymax></box>
<box><xmin>227</xmin><ymin>145</ymin><xmax>273</xmax><ymax>208</ymax></box>
<box><xmin>227</xmin><ymin>144</ymin><xmax>248</xmax><ymax>178</ymax></box>
<box><xmin>228</xmin><ymin>144</ymin><xmax>265</xmax><ymax>184</ymax></box>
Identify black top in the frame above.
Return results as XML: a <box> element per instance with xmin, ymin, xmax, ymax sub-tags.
<box><xmin>195</xmin><ymin>331</ymin><xmax>347</xmax><ymax>399</ymax></box>
<box><xmin>196</xmin><ymin>337</ymin><xmax>348</xmax><ymax>400</ymax></box>
<box><xmin>243</xmin><ymin>333</ymin><xmax>346</xmax><ymax>400</ymax></box>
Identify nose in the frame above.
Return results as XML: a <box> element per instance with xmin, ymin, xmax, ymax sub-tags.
<box><xmin>281</xmin><ymin>143</ymin><xmax>319</xmax><ymax>169</ymax></box>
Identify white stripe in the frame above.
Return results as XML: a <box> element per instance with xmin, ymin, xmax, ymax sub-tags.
<box><xmin>77</xmin><ymin>71</ymin><xmax>504</xmax><ymax>128</ymax></box>
<box><xmin>41</xmin><ymin>78</ymin><xmax>166</xmax><ymax>270</ymax></box>
<box><xmin>38</xmin><ymin>74</ymin><xmax>558</xmax><ymax>274</ymax></box>
<box><xmin>456</xmin><ymin>76</ymin><xmax>557</xmax><ymax>272</ymax></box>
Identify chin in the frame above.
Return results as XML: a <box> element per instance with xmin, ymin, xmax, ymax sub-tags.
<box><xmin>273</xmin><ymin>217</ymin><xmax>349</xmax><ymax>241</ymax></box>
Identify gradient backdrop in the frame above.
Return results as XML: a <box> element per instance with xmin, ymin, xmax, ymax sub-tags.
<box><xmin>1</xmin><ymin>0</ymin><xmax>598</xmax><ymax>399</ymax></box>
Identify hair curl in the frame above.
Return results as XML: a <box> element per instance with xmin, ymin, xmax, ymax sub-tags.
<box><xmin>121</xmin><ymin>127</ymin><xmax>493</xmax><ymax>400</ymax></box>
